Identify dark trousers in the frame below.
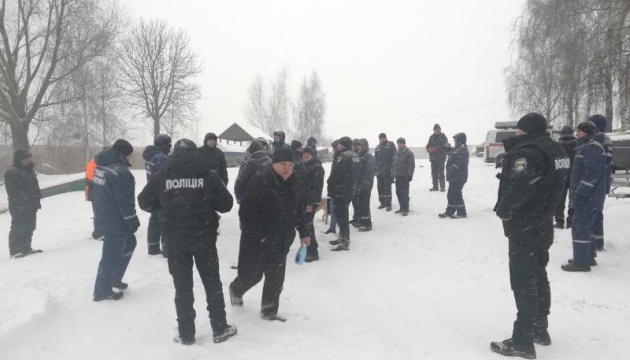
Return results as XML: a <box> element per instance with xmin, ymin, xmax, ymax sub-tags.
<box><xmin>593</xmin><ymin>209</ymin><xmax>604</xmax><ymax>251</ymax></box>
<box><xmin>376</xmin><ymin>173</ymin><xmax>393</xmax><ymax>206</ymax></box>
<box><xmin>571</xmin><ymin>206</ymin><xmax>598</xmax><ymax>266</ymax></box>
<box><xmin>508</xmin><ymin>237</ymin><xmax>551</xmax><ymax>346</ymax></box>
<box><xmin>93</xmin><ymin>232</ymin><xmax>137</xmax><ymax>298</ymax></box>
<box><xmin>356</xmin><ymin>188</ymin><xmax>372</xmax><ymax>228</ymax></box>
<box><xmin>430</xmin><ymin>160</ymin><xmax>445</xmax><ymax>190</ymax></box>
<box><xmin>334</xmin><ymin>199</ymin><xmax>351</xmax><ymax>242</ymax></box>
<box><xmin>554</xmin><ymin>183</ymin><xmax>570</xmax><ymax>225</ymax></box>
<box><xmin>395</xmin><ymin>177</ymin><xmax>410</xmax><ymax>212</ymax></box>
<box><xmin>230</xmin><ymin>246</ymin><xmax>287</xmax><ymax>316</ymax></box>
<box><xmin>305</xmin><ymin>211</ymin><xmax>319</xmax><ymax>256</ymax></box>
<box><xmin>147</xmin><ymin>211</ymin><xmax>166</xmax><ymax>255</ymax></box>
<box><xmin>328</xmin><ymin>199</ymin><xmax>337</xmax><ymax>231</ymax></box>
<box><xmin>445</xmin><ymin>181</ymin><xmax>466</xmax><ymax>216</ymax></box>
<box><xmin>168</xmin><ymin>244</ymin><xmax>227</xmax><ymax>339</ymax></box>
<box><xmin>8</xmin><ymin>209</ymin><xmax>37</xmax><ymax>256</ymax></box>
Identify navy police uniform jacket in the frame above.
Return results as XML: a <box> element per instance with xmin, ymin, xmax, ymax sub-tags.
<box><xmin>569</xmin><ymin>133</ymin><xmax>607</xmax><ymax>210</ymax></box>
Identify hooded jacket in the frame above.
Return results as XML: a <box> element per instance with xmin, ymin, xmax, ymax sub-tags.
<box><xmin>327</xmin><ymin>141</ymin><xmax>359</xmax><ymax>203</ymax></box>
<box><xmin>446</xmin><ymin>142</ymin><xmax>469</xmax><ymax>184</ymax></box>
<box><xmin>4</xmin><ymin>151</ymin><xmax>41</xmax><ymax>213</ymax></box>
<box><xmin>234</xmin><ymin>150</ymin><xmax>271</xmax><ymax>203</ymax></box>
<box><xmin>199</xmin><ymin>132</ymin><xmax>229</xmax><ymax>185</ymax></box>
<box><xmin>301</xmin><ymin>156</ymin><xmax>325</xmax><ymax>208</ymax></box>
<box><xmin>272</xmin><ymin>131</ymin><xmax>291</xmax><ymax>154</ymax></box>
<box><xmin>138</xmin><ymin>149</ymin><xmax>233</xmax><ymax>250</ymax></box>
<box><xmin>355</xmin><ymin>138</ymin><xmax>376</xmax><ymax>191</ymax></box>
<box><xmin>92</xmin><ymin>147</ymin><xmax>138</xmax><ymax>235</ymax></box>
<box><xmin>142</xmin><ymin>145</ymin><xmax>169</xmax><ymax>182</ymax></box>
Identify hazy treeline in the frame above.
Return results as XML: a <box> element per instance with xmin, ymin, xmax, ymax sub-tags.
<box><xmin>506</xmin><ymin>0</ymin><xmax>630</xmax><ymax>130</ymax></box>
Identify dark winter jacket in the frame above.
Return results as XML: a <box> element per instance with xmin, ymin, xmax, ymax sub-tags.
<box><xmin>142</xmin><ymin>145</ymin><xmax>169</xmax><ymax>182</ymax></box>
<box><xmin>234</xmin><ymin>151</ymin><xmax>271</xmax><ymax>203</ymax></box>
<box><xmin>239</xmin><ymin>167</ymin><xmax>310</xmax><ymax>254</ymax></box>
<box><xmin>355</xmin><ymin>139</ymin><xmax>375</xmax><ymax>192</ymax></box>
<box><xmin>272</xmin><ymin>131</ymin><xmax>290</xmax><ymax>154</ymax></box>
<box><xmin>327</xmin><ymin>148</ymin><xmax>359</xmax><ymax>203</ymax></box>
<box><xmin>556</xmin><ymin>133</ymin><xmax>578</xmax><ymax>185</ymax></box>
<box><xmin>92</xmin><ymin>148</ymin><xmax>139</xmax><ymax>235</ymax></box>
<box><xmin>600</xmin><ymin>132</ymin><xmax>613</xmax><ymax>194</ymax></box>
<box><xmin>426</xmin><ymin>132</ymin><xmax>449</xmax><ymax>162</ymax></box>
<box><xmin>138</xmin><ymin>149</ymin><xmax>233</xmax><ymax>250</ymax></box>
<box><xmin>569</xmin><ymin>133</ymin><xmax>607</xmax><ymax>210</ymax></box>
<box><xmin>446</xmin><ymin>144</ymin><xmax>469</xmax><ymax>184</ymax></box>
<box><xmin>199</xmin><ymin>142</ymin><xmax>229</xmax><ymax>186</ymax></box>
<box><xmin>375</xmin><ymin>140</ymin><xmax>396</xmax><ymax>175</ymax></box>
<box><xmin>392</xmin><ymin>147</ymin><xmax>415</xmax><ymax>178</ymax></box>
<box><xmin>4</xmin><ymin>152</ymin><xmax>41</xmax><ymax>213</ymax></box>
<box><xmin>494</xmin><ymin>133</ymin><xmax>569</xmax><ymax>221</ymax></box>
<box><xmin>301</xmin><ymin>157</ymin><xmax>325</xmax><ymax>208</ymax></box>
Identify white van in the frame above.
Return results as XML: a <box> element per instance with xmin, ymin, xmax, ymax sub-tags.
<box><xmin>484</xmin><ymin>121</ymin><xmax>518</xmax><ymax>163</ymax></box>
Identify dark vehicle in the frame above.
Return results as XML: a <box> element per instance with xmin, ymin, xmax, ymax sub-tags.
<box><xmin>609</xmin><ymin>131</ymin><xmax>630</xmax><ymax>171</ymax></box>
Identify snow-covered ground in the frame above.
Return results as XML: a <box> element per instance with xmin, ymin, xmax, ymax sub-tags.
<box><xmin>0</xmin><ymin>158</ymin><xmax>629</xmax><ymax>360</ymax></box>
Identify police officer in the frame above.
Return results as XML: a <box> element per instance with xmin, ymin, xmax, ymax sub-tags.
<box><xmin>561</xmin><ymin>121</ymin><xmax>607</xmax><ymax>272</ymax></box>
<box><xmin>354</xmin><ymin>138</ymin><xmax>375</xmax><ymax>231</ymax></box>
<box><xmin>301</xmin><ymin>146</ymin><xmax>325</xmax><ymax>262</ymax></box>
<box><xmin>327</xmin><ymin>136</ymin><xmax>359</xmax><ymax>251</ymax></box>
<box><xmin>375</xmin><ymin>133</ymin><xmax>396</xmax><ymax>211</ymax></box>
<box><xmin>439</xmin><ymin>132</ymin><xmax>469</xmax><ymax>219</ymax></box>
<box><xmin>142</xmin><ymin>134</ymin><xmax>172</xmax><ymax>255</ymax></box>
<box><xmin>92</xmin><ymin>139</ymin><xmax>139</xmax><ymax>301</ymax></box>
<box><xmin>5</xmin><ymin>150</ymin><xmax>42</xmax><ymax>258</ymax></box>
<box><xmin>491</xmin><ymin>113</ymin><xmax>568</xmax><ymax>359</ymax></box>
<box><xmin>229</xmin><ymin>147</ymin><xmax>311</xmax><ymax>321</ymax></box>
<box><xmin>138</xmin><ymin>139</ymin><xmax>236</xmax><ymax>345</ymax></box>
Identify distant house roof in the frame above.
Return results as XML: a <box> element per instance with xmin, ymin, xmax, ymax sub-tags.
<box><xmin>218</xmin><ymin>123</ymin><xmax>272</xmax><ymax>142</ymax></box>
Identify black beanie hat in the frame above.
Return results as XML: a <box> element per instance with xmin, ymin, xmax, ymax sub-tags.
<box><xmin>516</xmin><ymin>113</ymin><xmax>548</xmax><ymax>135</ymax></box>
<box><xmin>272</xmin><ymin>147</ymin><xmax>294</xmax><ymax>164</ymax></box>
<box><xmin>154</xmin><ymin>134</ymin><xmax>172</xmax><ymax>147</ymax></box>
<box><xmin>339</xmin><ymin>136</ymin><xmax>352</xmax><ymax>150</ymax></box>
<box><xmin>303</xmin><ymin>146</ymin><xmax>317</xmax><ymax>157</ymax></box>
<box><xmin>113</xmin><ymin>139</ymin><xmax>133</xmax><ymax>156</ymax></box>
<box><xmin>577</xmin><ymin>121</ymin><xmax>597</xmax><ymax>134</ymax></box>
<box><xmin>433</xmin><ymin>124</ymin><xmax>441</xmax><ymax>130</ymax></box>
<box><xmin>397</xmin><ymin>137</ymin><xmax>406</xmax><ymax>144</ymax></box>
<box><xmin>307</xmin><ymin>137</ymin><xmax>317</xmax><ymax>146</ymax></box>
<box><xmin>291</xmin><ymin>140</ymin><xmax>303</xmax><ymax>151</ymax></box>
<box><xmin>587</xmin><ymin>114</ymin><xmax>607</xmax><ymax>132</ymax></box>
<box><xmin>13</xmin><ymin>150</ymin><xmax>32</xmax><ymax>165</ymax></box>
<box><xmin>379</xmin><ymin>133</ymin><xmax>387</xmax><ymax>139</ymax></box>
<box><xmin>248</xmin><ymin>140</ymin><xmax>264</xmax><ymax>153</ymax></box>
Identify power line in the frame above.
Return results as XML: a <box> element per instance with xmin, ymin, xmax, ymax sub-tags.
<box><xmin>328</xmin><ymin>99</ymin><xmax>508</xmax><ymax>130</ymax></box>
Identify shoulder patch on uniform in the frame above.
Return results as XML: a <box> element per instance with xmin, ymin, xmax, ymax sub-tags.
<box><xmin>514</xmin><ymin>158</ymin><xmax>527</xmax><ymax>173</ymax></box>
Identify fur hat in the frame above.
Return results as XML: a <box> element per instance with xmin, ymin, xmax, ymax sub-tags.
<box><xmin>587</xmin><ymin>114</ymin><xmax>607</xmax><ymax>132</ymax></box>
<box><xmin>174</xmin><ymin>138</ymin><xmax>197</xmax><ymax>151</ymax></box>
<box><xmin>577</xmin><ymin>121</ymin><xmax>597</xmax><ymax>134</ymax></box>
<box><xmin>272</xmin><ymin>147</ymin><xmax>294</xmax><ymax>164</ymax></box>
<box><xmin>339</xmin><ymin>136</ymin><xmax>353</xmax><ymax>151</ymax></box>
<box><xmin>291</xmin><ymin>140</ymin><xmax>303</xmax><ymax>151</ymax></box>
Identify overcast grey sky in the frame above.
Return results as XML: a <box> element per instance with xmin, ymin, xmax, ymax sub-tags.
<box><xmin>122</xmin><ymin>0</ymin><xmax>525</xmax><ymax>146</ymax></box>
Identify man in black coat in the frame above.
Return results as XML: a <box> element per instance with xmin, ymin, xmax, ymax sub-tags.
<box><xmin>229</xmin><ymin>147</ymin><xmax>311</xmax><ymax>322</ymax></box>
<box><xmin>439</xmin><ymin>132</ymin><xmax>469</xmax><ymax>219</ymax></box>
<box><xmin>272</xmin><ymin>130</ymin><xmax>290</xmax><ymax>154</ymax></box>
<box><xmin>138</xmin><ymin>139</ymin><xmax>236</xmax><ymax>345</ymax></box>
<box><xmin>234</xmin><ymin>140</ymin><xmax>271</xmax><ymax>204</ymax></box>
<box><xmin>491</xmin><ymin>113</ymin><xmax>569</xmax><ymax>359</ymax></box>
<box><xmin>375</xmin><ymin>133</ymin><xmax>396</xmax><ymax>211</ymax></box>
<box><xmin>392</xmin><ymin>138</ymin><xmax>415</xmax><ymax>216</ymax></box>
<box><xmin>5</xmin><ymin>150</ymin><xmax>42</xmax><ymax>258</ymax></box>
<box><xmin>554</xmin><ymin>125</ymin><xmax>578</xmax><ymax>229</ymax></box>
<box><xmin>301</xmin><ymin>146</ymin><xmax>325</xmax><ymax>262</ymax></box>
<box><xmin>327</xmin><ymin>136</ymin><xmax>359</xmax><ymax>250</ymax></box>
<box><xmin>142</xmin><ymin>134</ymin><xmax>172</xmax><ymax>255</ymax></box>
<box><xmin>199</xmin><ymin>132</ymin><xmax>229</xmax><ymax>185</ymax></box>
<box><xmin>92</xmin><ymin>139</ymin><xmax>139</xmax><ymax>302</ymax></box>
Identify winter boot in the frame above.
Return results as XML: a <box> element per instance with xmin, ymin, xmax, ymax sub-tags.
<box><xmin>438</xmin><ymin>213</ymin><xmax>451</xmax><ymax>218</ymax></box>
<box><xmin>561</xmin><ymin>262</ymin><xmax>591</xmax><ymax>272</ymax></box>
<box><xmin>490</xmin><ymin>339</ymin><xmax>536</xmax><ymax>359</ymax></box>
<box><xmin>229</xmin><ymin>285</ymin><xmax>243</xmax><ymax>306</ymax></box>
<box><xmin>329</xmin><ymin>239</ymin><xmax>341</xmax><ymax>246</ymax></box>
<box><xmin>331</xmin><ymin>240</ymin><xmax>350</xmax><ymax>251</ymax></box>
<box><xmin>93</xmin><ymin>292</ymin><xmax>124</xmax><ymax>302</ymax></box>
<box><xmin>395</xmin><ymin>209</ymin><xmax>403</xmax><ymax>213</ymax></box>
<box><xmin>358</xmin><ymin>225</ymin><xmax>372</xmax><ymax>232</ymax></box>
<box><xmin>429</xmin><ymin>187</ymin><xmax>439</xmax><ymax>192</ymax></box>
<box><xmin>173</xmin><ymin>336</ymin><xmax>195</xmax><ymax>345</ymax></box>
<box><xmin>213</xmin><ymin>324</ymin><xmax>237</xmax><ymax>343</ymax></box>
<box><xmin>533</xmin><ymin>329</ymin><xmax>551</xmax><ymax>346</ymax></box>
<box><xmin>324</xmin><ymin>228</ymin><xmax>336</xmax><ymax>235</ymax></box>
<box><xmin>305</xmin><ymin>253</ymin><xmax>319</xmax><ymax>262</ymax></box>
<box><xmin>567</xmin><ymin>258</ymin><xmax>597</xmax><ymax>267</ymax></box>
<box><xmin>378</xmin><ymin>204</ymin><xmax>387</xmax><ymax>209</ymax></box>
<box><xmin>402</xmin><ymin>211</ymin><xmax>408</xmax><ymax>216</ymax></box>
<box><xmin>386</xmin><ymin>206</ymin><xmax>392</xmax><ymax>212</ymax></box>
<box><xmin>260</xmin><ymin>313</ymin><xmax>286</xmax><ymax>322</ymax></box>
<box><xmin>113</xmin><ymin>281</ymin><xmax>128</xmax><ymax>290</ymax></box>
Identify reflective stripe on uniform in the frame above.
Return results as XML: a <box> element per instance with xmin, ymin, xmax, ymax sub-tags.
<box><xmin>580</xmin><ymin>180</ymin><xmax>595</xmax><ymax>187</ymax></box>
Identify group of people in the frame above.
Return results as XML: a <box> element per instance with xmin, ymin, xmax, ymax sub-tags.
<box><xmin>490</xmin><ymin>112</ymin><xmax>613</xmax><ymax>360</ymax></box>
<box><xmin>2</xmin><ymin>113</ymin><xmax>614</xmax><ymax>356</ymax></box>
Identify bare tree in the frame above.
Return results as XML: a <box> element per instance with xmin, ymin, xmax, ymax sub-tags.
<box><xmin>0</xmin><ymin>0</ymin><xmax>119</xmax><ymax>150</ymax></box>
<box><xmin>243</xmin><ymin>74</ymin><xmax>268</xmax><ymax>132</ymax></box>
<box><xmin>293</xmin><ymin>71</ymin><xmax>326</xmax><ymax>141</ymax></box>
<box><xmin>267</xmin><ymin>66</ymin><xmax>291</xmax><ymax>132</ymax></box>
<box><xmin>118</xmin><ymin>19</ymin><xmax>202</xmax><ymax>137</ymax></box>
